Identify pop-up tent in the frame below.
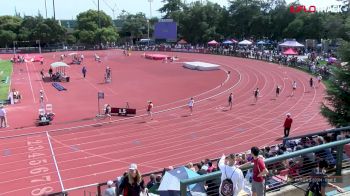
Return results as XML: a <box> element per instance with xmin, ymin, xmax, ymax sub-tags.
<box><xmin>177</xmin><ymin>39</ymin><xmax>188</xmax><ymax>44</ymax></box>
<box><xmin>50</xmin><ymin>62</ymin><xmax>70</xmax><ymax>75</ymax></box>
<box><xmin>208</xmin><ymin>40</ymin><xmax>219</xmax><ymax>45</ymax></box>
<box><xmin>222</xmin><ymin>40</ymin><xmax>234</xmax><ymax>44</ymax></box>
<box><xmin>279</xmin><ymin>40</ymin><xmax>304</xmax><ymax>47</ymax></box>
<box><xmin>238</xmin><ymin>40</ymin><xmax>253</xmax><ymax>45</ymax></box>
<box><xmin>158</xmin><ymin>166</ymin><xmax>207</xmax><ymax>196</ymax></box>
<box><xmin>283</xmin><ymin>48</ymin><xmax>298</xmax><ymax>55</ymax></box>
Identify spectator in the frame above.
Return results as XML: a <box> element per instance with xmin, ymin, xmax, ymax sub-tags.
<box><xmin>306</xmin><ymin>159</ymin><xmax>344</xmax><ymax>195</ymax></box>
<box><xmin>104</xmin><ymin>180</ymin><xmax>116</xmax><ymax>196</ymax></box>
<box><xmin>283</xmin><ymin>113</ymin><xmax>293</xmax><ymax>138</ymax></box>
<box><xmin>240</xmin><ymin>147</ymin><xmax>268</xmax><ymax>196</ymax></box>
<box><xmin>186</xmin><ymin>162</ymin><xmax>196</xmax><ymax>172</ymax></box>
<box><xmin>196</xmin><ymin>162</ymin><xmax>207</xmax><ymax>175</ymax></box>
<box><xmin>207</xmin><ymin>161</ymin><xmax>215</xmax><ymax>173</ymax></box>
<box><xmin>146</xmin><ymin>174</ymin><xmax>156</xmax><ymax>189</ymax></box>
<box><xmin>218</xmin><ymin>154</ymin><xmax>251</xmax><ymax>196</ymax></box>
<box><xmin>118</xmin><ymin>163</ymin><xmax>145</xmax><ymax>196</ymax></box>
<box><xmin>148</xmin><ymin>175</ymin><xmax>162</xmax><ymax>195</ymax></box>
<box><xmin>0</xmin><ymin>105</ymin><xmax>8</xmax><ymax>128</ymax></box>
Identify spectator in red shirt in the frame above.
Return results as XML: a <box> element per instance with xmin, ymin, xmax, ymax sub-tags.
<box><xmin>283</xmin><ymin>113</ymin><xmax>293</xmax><ymax>137</ymax></box>
<box><xmin>240</xmin><ymin>147</ymin><xmax>268</xmax><ymax>196</ymax></box>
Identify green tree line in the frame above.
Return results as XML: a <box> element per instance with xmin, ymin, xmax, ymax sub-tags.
<box><xmin>0</xmin><ymin>0</ymin><xmax>349</xmax><ymax>47</ymax></box>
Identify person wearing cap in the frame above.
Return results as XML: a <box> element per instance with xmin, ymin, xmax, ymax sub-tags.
<box><xmin>283</xmin><ymin>113</ymin><xmax>293</xmax><ymax>137</ymax></box>
<box><xmin>0</xmin><ymin>105</ymin><xmax>8</xmax><ymax>128</ymax></box>
<box><xmin>118</xmin><ymin>163</ymin><xmax>145</xmax><ymax>196</ymax></box>
<box><xmin>104</xmin><ymin>180</ymin><xmax>116</xmax><ymax>196</ymax></box>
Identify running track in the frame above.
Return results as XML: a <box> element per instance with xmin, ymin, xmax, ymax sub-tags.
<box><xmin>0</xmin><ymin>51</ymin><xmax>331</xmax><ymax>195</ymax></box>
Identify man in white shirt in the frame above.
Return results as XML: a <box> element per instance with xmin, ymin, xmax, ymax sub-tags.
<box><xmin>0</xmin><ymin>105</ymin><xmax>8</xmax><ymax>128</ymax></box>
<box><xmin>219</xmin><ymin>154</ymin><xmax>251</xmax><ymax>196</ymax></box>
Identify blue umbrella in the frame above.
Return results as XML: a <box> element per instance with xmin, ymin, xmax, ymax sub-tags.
<box><xmin>222</xmin><ymin>40</ymin><xmax>233</xmax><ymax>44</ymax></box>
<box><xmin>257</xmin><ymin>40</ymin><xmax>266</xmax><ymax>45</ymax></box>
<box><xmin>158</xmin><ymin>167</ymin><xmax>207</xmax><ymax>196</ymax></box>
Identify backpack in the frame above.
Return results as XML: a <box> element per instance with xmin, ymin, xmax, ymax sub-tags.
<box><xmin>221</xmin><ymin>166</ymin><xmax>237</xmax><ymax>196</ymax></box>
<box><xmin>305</xmin><ymin>180</ymin><xmax>322</xmax><ymax>196</ymax></box>
<box><xmin>305</xmin><ymin>170</ymin><xmax>325</xmax><ymax>196</ymax></box>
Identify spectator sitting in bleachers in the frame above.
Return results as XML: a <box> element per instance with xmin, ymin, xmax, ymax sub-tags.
<box><xmin>148</xmin><ymin>175</ymin><xmax>162</xmax><ymax>195</ymax></box>
<box><xmin>104</xmin><ymin>180</ymin><xmax>116</xmax><ymax>196</ymax></box>
<box><xmin>146</xmin><ymin>174</ymin><xmax>156</xmax><ymax>189</ymax></box>
<box><xmin>185</xmin><ymin>162</ymin><xmax>196</xmax><ymax>172</ymax></box>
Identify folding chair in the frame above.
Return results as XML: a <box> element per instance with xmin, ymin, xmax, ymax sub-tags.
<box><xmin>46</xmin><ymin>104</ymin><xmax>53</xmax><ymax>114</ymax></box>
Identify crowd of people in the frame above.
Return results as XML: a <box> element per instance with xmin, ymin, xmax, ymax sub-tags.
<box><xmin>100</xmin><ymin>129</ymin><xmax>350</xmax><ymax>196</ymax></box>
<box><xmin>124</xmin><ymin>43</ymin><xmax>335</xmax><ymax>80</ymax></box>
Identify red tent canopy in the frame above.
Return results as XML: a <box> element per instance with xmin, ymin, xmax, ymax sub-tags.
<box><xmin>283</xmin><ymin>48</ymin><xmax>298</xmax><ymax>55</ymax></box>
<box><xmin>177</xmin><ymin>39</ymin><xmax>187</xmax><ymax>44</ymax></box>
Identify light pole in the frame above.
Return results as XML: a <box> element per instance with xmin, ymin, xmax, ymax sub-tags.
<box><xmin>147</xmin><ymin>20</ymin><xmax>150</xmax><ymax>46</ymax></box>
<box><xmin>52</xmin><ymin>0</ymin><xmax>56</xmax><ymax>20</ymax></box>
<box><xmin>36</xmin><ymin>40</ymin><xmax>41</xmax><ymax>54</ymax></box>
<box><xmin>44</xmin><ymin>0</ymin><xmax>48</xmax><ymax>18</ymax></box>
<box><xmin>148</xmin><ymin>0</ymin><xmax>153</xmax><ymax>18</ymax></box>
<box><xmin>13</xmin><ymin>41</ymin><xmax>16</xmax><ymax>54</ymax></box>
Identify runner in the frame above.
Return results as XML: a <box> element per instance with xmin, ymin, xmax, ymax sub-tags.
<box><xmin>188</xmin><ymin>98</ymin><xmax>194</xmax><ymax>115</ymax></box>
<box><xmin>291</xmin><ymin>81</ymin><xmax>297</xmax><ymax>97</ymax></box>
<box><xmin>275</xmin><ymin>85</ymin><xmax>280</xmax><ymax>98</ymax></box>
<box><xmin>82</xmin><ymin>66</ymin><xmax>87</xmax><ymax>78</ymax></box>
<box><xmin>309</xmin><ymin>77</ymin><xmax>314</xmax><ymax>90</ymax></box>
<box><xmin>228</xmin><ymin>93</ymin><xmax>233</xmax><ymax>110</ymax></box>
<box><xmin>147</xmin><ymin>101</ymin><xmax>154</xmax><ymax>120</ymax></box>
<box><xmin>253</xmin><ymin>88</ymin><xmax>259</xmax><ymax>104</ymax></box>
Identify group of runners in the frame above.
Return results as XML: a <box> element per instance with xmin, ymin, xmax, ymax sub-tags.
<box><xmin>144</xmin><ymin>74</ymin><xmax>323</xmax><ymax>123</ymax></box>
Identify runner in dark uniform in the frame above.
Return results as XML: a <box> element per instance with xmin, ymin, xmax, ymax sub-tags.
<box><xmin>228</xmin><ymin>93</ymin><xmax>233</xmax><ymax>110</ymax></box>
<box><xmin>276</xmin><ymin>85</ymin><xmax>280</xmax><ymax>98</ymax></box>
<box><xmin>254</xmin><ymin>88</ymin><xmax>259</xmax><ymax>103</ymax></box>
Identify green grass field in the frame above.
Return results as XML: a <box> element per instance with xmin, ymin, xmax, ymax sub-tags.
<box><xmin>0</xmin><ymin>60</ymin><xmax>13</xmax><ymax>100</ymax></box>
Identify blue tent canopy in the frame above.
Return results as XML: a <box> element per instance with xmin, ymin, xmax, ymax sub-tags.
<box><xmin>158</xmin><ymin>167</ymin><xmax>206</xmax><ymax>196</ymax></box>
<box><xmin>257</xmin><ymin>40</ymin><xmax>266</xmax><ymax>45</ymax></box>
<box><xmin>222</xmin><ymin>40</ymin><xmax>233</xmax><ymax>44</ymax></box>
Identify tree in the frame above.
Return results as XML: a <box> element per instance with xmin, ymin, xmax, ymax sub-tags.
<box><xmin>0</xmin><ymin>30</ymin><xmax>16</xmax><ymax>48</ymax></box>
<box><xmin>75</xmin><ymin>9</ymin><xmax>118</xmax><ymax>45</ymax></box>
<box><xmin>321</xmin><ymin>41</ymin><xmax>350</xmax><ymax>127</ymax></box>
<box><xmin>119</xmin><ymin>12</ymin><xmax>148</xmax><ymax>43</ymax></box>
<box><xmin>159</xmin><ymin>0</ymin><xmax>185</xmax><ymax>18</ymax></box>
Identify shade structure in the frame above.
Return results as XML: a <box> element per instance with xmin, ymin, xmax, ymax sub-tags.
<box><xmin>279</xmin><ymin>40</ymin><xmax>304</xmax><ymax>47</ymax></box>
<box><xmin>222</xmin><ymin>40</ymin><xmax>234</xmax><ymax>44</ymax></box>
<box><xmin>68</xmin><ymin>52</ymin><xmax>78</xmax><ymax>56</ymax></box>
<box><xmin>51</xmin><ymin>62</ymin><xmax>70</xmax><ymax>68</ymax></box>
<box><xmin>207</xmin><ymin>40</ymin><xmax>219</xmax><ymax>45</ymax></box>
<box><xmin>257</xmin><ymin>40</ymin><xmax>266</xmax><ymax>45</ymax></box>
<box><xmin>283</xmin><ymin>48</ymin><xmax>298</xmax><ymax>55</ymax></box>
<box><xmin>231</xmin><ymin>39</ymin><xmax>238</xmax><ymax>43</ymax></box>
<box><xmin>158</xmin><ymin>167</ymin><xmax>206</xmax><ymax>196</ymax></box>
<box><xmin>238</xmin><ymin>40</ymin><xmax>252</xmax><ymax>45</ymax></box>
<box><xmin>177</xmin><ymin>39</ymin><xmax>188</xmax><ymax>44</ymax></box>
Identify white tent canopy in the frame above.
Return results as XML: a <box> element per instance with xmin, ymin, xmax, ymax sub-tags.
<box><xmin>279</xmin><ymin>40</ymin><xmax>304</xmax><ymax>47</ymax></box>
<box><xmin>238</xmin><ymin>40</ymin><xmax>253</xmax><ymax>45</ymax></box>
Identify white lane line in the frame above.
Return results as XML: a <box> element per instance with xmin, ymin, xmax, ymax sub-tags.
<box><xmin>25</xmin><ymin>62</ymin><xmax>36</xmax><ymax>103</ymax></box>
<box><xmin>46</xmin><ymin>131</ymin><xmax>65</xmax><ymax>192</ymax></box>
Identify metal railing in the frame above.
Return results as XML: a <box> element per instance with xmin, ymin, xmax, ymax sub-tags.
<box><xmin>180</xmin><ymin>138</ymin><xmax>350</xmax><ymax>196</ymax></box>
<box><xmin>47</xmin><ymin>126</ymin><xmax>350</xmax><ymax>196</ymax></box>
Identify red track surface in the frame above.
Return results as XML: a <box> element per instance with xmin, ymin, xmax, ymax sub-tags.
<box><xmin>0</xmin><ymin>50</ymin><xmax>331</xmax><ymax>195</ymax></box>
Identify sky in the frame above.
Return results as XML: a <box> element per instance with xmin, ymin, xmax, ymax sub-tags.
<box><xmin>0</xmin><ymin>0</ymin><xmax>343</xmax><ymax>20</ymax></box>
